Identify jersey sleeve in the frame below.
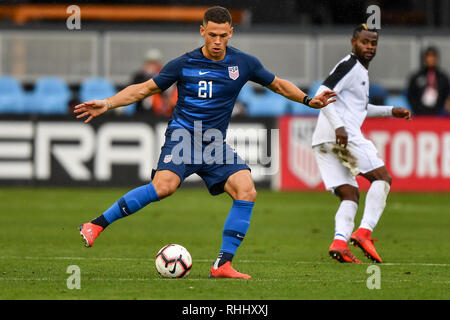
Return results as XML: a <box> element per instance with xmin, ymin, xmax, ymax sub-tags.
<box><xmin>367</xmin><ymin>104</ymin><xmax>393</xmax><ymax>117</ymax></box>
<box><xmin>152</xmin><ymin>57</ymin><xmax>183</xmax><ymax>91</ymax></box>
<box><xmin>248</xmin><ymin>55</ymin><xmax>275</xmax><ymax>87</ymax></box>
<box><xmin>322</xmin><ymin>55</ymin><xmax>357</xmax><ymax>93</ymax></box>
<box><xmin>316</xmin><ymin>85</ymin><xmax>345</xmax><ymax>129</ymax></box>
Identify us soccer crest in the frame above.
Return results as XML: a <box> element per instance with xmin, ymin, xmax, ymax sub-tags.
<box><xmin>228</xmin><ymin>66</ymin><xmax>239</xmax><ymax>80</ymax></box>
<box><xmin>163</xmin><ymin>154</ymin><xmax>172</xmax><ymax>163</ymax></box>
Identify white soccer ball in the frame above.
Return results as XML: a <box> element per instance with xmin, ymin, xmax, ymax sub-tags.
<box><xmin>155</xmin><ymin>244</ymin><xmax>192</xmax><ymax>278</ymax></box>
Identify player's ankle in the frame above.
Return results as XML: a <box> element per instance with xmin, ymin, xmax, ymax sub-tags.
<box><xmin>213</xmin><ymin>252</ymin><xmax>233</xmax><ymax>269</ymax></box>
<box><xmin>90</xmin><ymin>215</ymin><xmax>109</xmax><ymax>229</ymax></box>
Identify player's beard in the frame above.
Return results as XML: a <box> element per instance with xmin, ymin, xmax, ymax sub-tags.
<box><xmin>354</xmin><ymin>46</ymin><xmax>376</xmax><ymax>65</ymax></box>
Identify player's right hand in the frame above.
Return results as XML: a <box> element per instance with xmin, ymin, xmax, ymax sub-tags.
<box><xmin>335</xmin><ymin>126</ymin><xmax>348</xmax><ymax>148</ymax></box>
<box><xmin>73</xmin><ymin>99</ymin><xmax>109</xmax><ymax>123</ymax></box>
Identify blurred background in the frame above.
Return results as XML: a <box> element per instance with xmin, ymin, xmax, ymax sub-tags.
<box><xmin>0</xmin><ymin>0</ymin><xmax>449</xmax><ymax>191</ymax></box>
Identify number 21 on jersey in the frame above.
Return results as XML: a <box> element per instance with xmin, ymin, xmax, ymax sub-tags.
<box><xmin>198</xmin><ymin>80</ymin><xmax>212</xmax><ymax>98</ymax></box>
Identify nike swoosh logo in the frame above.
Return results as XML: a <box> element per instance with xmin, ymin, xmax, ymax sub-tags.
<box><xmin>169</xmin><ymin>254</ymin><xmax>182</xmax><ymax>274</ymax></box>
<box><xmin>199</xmin><ymin>71</ymin><xmax>210</xmax><ymax>75</ymax></box>
<box><xmin>169</xmin><ymin>263</ymin><xmax>177</xmax><ymax>274</ymax></box>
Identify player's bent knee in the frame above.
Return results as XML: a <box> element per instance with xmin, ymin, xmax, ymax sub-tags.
<box><xmin>235</xmin><ymin>188</ymin><xmax>257</xmax><ymax>202</ymax></box>
<box><xmin>153</xmin><ymin>184</ymin><xmax>176</xmax><ymax>199</ymax></box>
<box><xmin>151</xmin><ymin>170</ymin><xmax>180</xmax><ymax>199</ymax></box>
<box><xmin>384</xmin><ymin>174</ymin><xmax>393</xmax><ymax>186</ymax></box>
<box><xmin>335</xmin><ymin>185</ymin><xmax>359</xmax><ymax>204</ymax></box>
<box><xmin>247</xmin><ymin>188</ymin><xmax>258</xmax><ymax>202</ymax></box>
<box><xmin>364</xmin><ymin>167</ymin><xmax>392</xmax><ymax>185</ymax></box>
<box><xmin>341</xmin><ymin>194</ymin><xmax>359</xmax><ymax>204</ymax></box>
<box><xmin>224</xmin><ymin>169</ymin><xmax>257</xmax><ymax>202</ymax></box>
<box><xmin>152</xmin><ymin>180</ymin><xmax>178</xmax><ymax>199</ymax></box>
<box><xmin>370</xmin><ymin>175</ymin><xmax>392</xmax><ymax>186</ymax></box>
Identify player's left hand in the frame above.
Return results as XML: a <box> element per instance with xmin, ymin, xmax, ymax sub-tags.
<box><xmin>392</xmin><ymin>107</ymin><xmax>412</xmax><ymax>121</ymax></box>
<box><xmin>309</xmin><ymin>90</ymin><xmax>337</xmax><ymax>109</ymax></box>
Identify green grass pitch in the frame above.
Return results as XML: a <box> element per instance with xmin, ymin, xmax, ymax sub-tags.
<box><xmin>0</xmin><ymin>187</ymin><xmax>449</xmax><ymax>300</ymax></box>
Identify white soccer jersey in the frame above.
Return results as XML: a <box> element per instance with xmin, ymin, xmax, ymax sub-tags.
<box><xmin>312</xmin><ymin>53</ymin><xmax>372</xmax><ymax>146</ymax></box>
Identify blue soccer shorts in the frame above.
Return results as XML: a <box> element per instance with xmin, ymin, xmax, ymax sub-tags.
<box><xmin>152</xmin><ymin>128</ymin><xmax>250</xmax><ymax>195</ymax></box>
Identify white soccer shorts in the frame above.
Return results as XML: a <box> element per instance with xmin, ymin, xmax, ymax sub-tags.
<box><xmin>312</xmin><ymin>139</ymin><xmax>385</xmax><ymax>191</ymax></box>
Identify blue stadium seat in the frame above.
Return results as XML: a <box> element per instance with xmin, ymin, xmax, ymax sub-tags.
<box><xmin>31</xmin><ymin>77</ymin><xmax>71</xmax><ymax>114</ymax></box>
<box><xmin>237</xmin><ymin>83</ymin><xmax>256</xmax><ymax>106</ymax></box>
<box><xmin>289</xmin><ymin>100</ymin><xmax>320</xmax><ymax>116</ymax></box>
<box><xmin>80</xmin><ymin>77</ymin><xmax>135</xmax><ymax>115</ymax></box>
<box><xmin>369</xmin><ymin>83</ymin><xmax>389</xmax><ymax>105</ymax></box>
<box><xmin>385</xmin><ymin>94</ymin><xmax>411</xmax><ymax>111</ymax></box>
<box><xmin>23</xmin><ymin>92</ymin><xmax>37</xmax><ymax>114</ymax></box>
<box><xmin>0</xmin><ymin>76</ymin><xmax>26</xmax><ymax>114</ymax></box>
<box><xmin>245</xmin><ymin>88</ymin><xmax>288</xmax><ymax>116</ymax></box>
<box><xmin>80</xmin><ymin>77</ymin><xmax>116</xmax><ymax>102</ymax></box>
<box><xmin>286</xmin><ymin>80</ymin><xmax>322</xmax><ymax>116</ymax></box>
<box><xmin>122</xmin><ymin>103</ymin><xmax>136</xmax><ymax>115</ymax></box>
<box><xmin>307</xmin><ymin>80</ymin><xmax>323</xmax><ymax>97</ymax></box>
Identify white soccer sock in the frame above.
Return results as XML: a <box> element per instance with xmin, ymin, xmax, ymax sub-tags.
<box><xmin>360</xmin><ymin>180</ymin><xmax>391</xmax><ymax>231</ymax></box>
<box><xmin>334</xmin><ymin>200</ymin><xmax>358</xmax><ymax>242</ymax></box>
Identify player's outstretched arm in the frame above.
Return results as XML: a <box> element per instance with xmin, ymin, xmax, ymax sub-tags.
<box><xmin>367</xmin><ymin>104</ymin><xmax>412</xmax><ymax>121</ymax></box>
<box><xmin>74</xmin><ymin>78</ymin><xmax>162</xmax><ymax>123</ymax></box>
<box><xmin>266</xmin><ymin>76</ymin><xmax>336</xmax><ymax>109</ymax></box>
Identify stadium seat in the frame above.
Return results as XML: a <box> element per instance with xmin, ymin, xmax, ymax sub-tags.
<box><xmin>385</xmin><ymin>94</ymin><xmax>411</xmax><ymax>111</ymax></box>
<box><xmin>307</xmin><ymin>80</ymin><xmax>323</xmax><ymax>97</ymax></box>
<box><xmin>80</xmin><ymin>77</ymin><xmax>116</xmax><ymax>102</ymax></box>
<box><xmin>0</xmin><ymin>76</ymin><xmax>26</xmax><ymax>114</ymax></box>
<box><xmin>369</xmin><ymin>83</ymin><xmax>389</xmax><ymax>105</ymax></box>
<box><xmin>122</xmin><ymin>103</ymin><xmax>136</xmax><ymax>115</ymax></box>
<box><xmin>80</xmin><ymin>77</ymin><xmax>135</xmax><ymax>115</ymax></box>
<box><xmin>237</xmin><ymin>83</ymin><xmax>256</xmax><ymax>107</ymax></box>
<box><xmin>245</xmin><ymin>88</ymin><xmax>288</xmax><ymax>117</ymax></box>
<box><xmin>289</xmin><ymin>100</ymin><xmax>320</xmax><ymax>116</ymax></box>
<box><xmin>286</xmin><ymin>80</ymin><xmax>322</xmax><ymax>116</ymax></box>
<box><xmin>31</xmin><ymin>76</ymin><xmax>71</xmax><ymax>114</ymax></box>
<box><xmin>23</xmin><ymin>91</ymin><xmax>38</xmax><ymax>114</ymax></box>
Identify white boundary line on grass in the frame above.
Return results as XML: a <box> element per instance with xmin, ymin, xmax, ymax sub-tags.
<box><xmin>0</xmin><ymin>256</ymin><xmax>449</xmax><ymax>267</ymax></box>
<box><xmin>0</xmin><ymin>277</ymin><xmax>449</xmax><ymax>284</ymax></box>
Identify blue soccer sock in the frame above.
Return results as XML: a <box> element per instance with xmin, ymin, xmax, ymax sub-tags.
<box><xmin>214</xmin><ymin>200</ymin><xmax>254</xmax><ymax>268</ymax></box>
<box><xmin>91</xmin><ymin>182</ymin><xmax>160</xmax><ymax>228</ymax></box>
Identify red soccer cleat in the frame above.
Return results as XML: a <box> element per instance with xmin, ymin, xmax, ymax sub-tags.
<box><xmin>350</xmin><ymin>228</ymin><xmax>382</xmax><ymax>263</ymax></box>
<box><xmin>79</xmin><ymin>222</ymin><xmax>104</xmax><ymax>248</ymax></box>
<box><xmin>209</xmin><ymin>261</ymin><xmax>251</xmax><ymax>279</ymax></box>
<box><xmin>329</xmin><ymin>239</ymin><xmax>361</xmax><ymax>264</ymax></box>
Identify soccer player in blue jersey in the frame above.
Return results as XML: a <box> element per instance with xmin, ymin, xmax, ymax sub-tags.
<box><xmin>75</xmin><ymin>6</ymin><xmax>336</xmax><ymax>279</ymax></box>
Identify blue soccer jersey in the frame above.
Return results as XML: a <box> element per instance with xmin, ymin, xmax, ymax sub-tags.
<box><xmin>152</xmin><ymin>46</ymin><xmax>275</xmax><ymax>137</ymax></box>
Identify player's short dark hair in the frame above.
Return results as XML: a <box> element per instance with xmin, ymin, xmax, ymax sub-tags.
<box><xmin>203</xmin><ymin>6</ymin><xmax>232</xmax><ymax>25</ymax></box>
<box><xmin>352</xmin><ymin>23</ymin><xmax>379</xmax><ymax>38</ymax></box>
<box><xmin>423</xmin><ymin>46</ymin><xmax>439</xmax><ymax>57</ymax></box>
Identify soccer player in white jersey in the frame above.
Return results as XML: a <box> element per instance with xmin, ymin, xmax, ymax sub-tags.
<box><xmin>311</xmin><ymin>24</ymin><xmax>412</xmax><ymax>263</ymax></box>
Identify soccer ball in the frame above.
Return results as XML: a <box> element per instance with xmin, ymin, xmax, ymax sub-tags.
<box><xmin>155</xmin><ymin>244</ymin><xmax>192</xmax><ymax>278</ymax></box>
